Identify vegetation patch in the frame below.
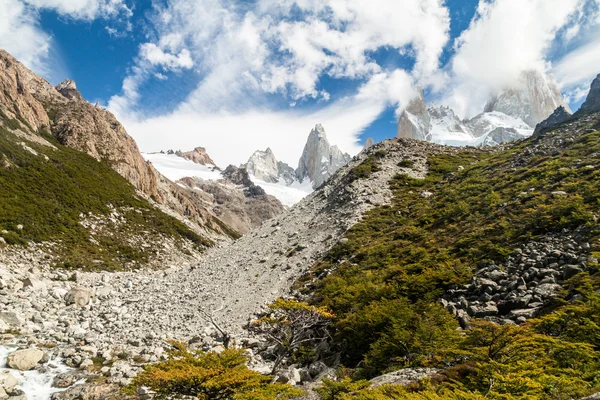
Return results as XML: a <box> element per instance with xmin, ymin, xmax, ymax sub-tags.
<box><xmin>0</xmin><ymin>124</ymin><xmax>211</xmax><ymax>270</ymax></box>
<box><xmin>301</xmin><ymin>128</ymin><xmax>600</xmax><ymax>397</ymax></box>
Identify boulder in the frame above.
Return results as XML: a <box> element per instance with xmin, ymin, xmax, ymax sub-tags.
<box><xmin>22</xmin><ymin>276</ymin><xmax>47</xmax><ymax>291</ymax></box>
<box><xmin>7</xmin><ymin>348</ymin><xmax>44</xmax><ymax>371</ymax></box>
<box><xmin>65</xmin><ymin>288</ymin><xmax>91</xmax><ymax>307</ymax></box>
<box><xmin>0</xmin><ymin>371</ymin><xmax>18</xmax><ymax>393</ymax></box>
<box><xmin>370</xmin><ymin>368</ymin><xmax>440</xmax><ymax>387</ymax></box>
<box><xmin>0</xmin><ymin>312</ymin><xmax>23</xmax><ymax>328</ymax></box>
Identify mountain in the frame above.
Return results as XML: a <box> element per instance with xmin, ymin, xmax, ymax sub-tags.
<box><xmin>173</xmin><ymin>147</ymin><xmax>216</xmax><ymax>166</ymax></box>
<box><xmin>485</xmin><ymin>69</ymin><xmax>572</xmax><ymax>127</ymax></box>
<box><xmin>400</xmin><ymin>70</ymin><xmax>569</xmax><ymax>147</ymax></box>
<box><xmin>296</xmin><ymin>124</ymin><xmax>351</xmax><ymax>189</ymax></box>
<box><xmin>396</xmin><ymin>87</ymin><xmax>432</xmax><ymax>141</ymax></box>
<box><xmin>143</xmin><ymin>150</ymin><xmax>285</xmax><ymax>233</ymax></box>
<box><xmin>0</xmin><ymin>49</ymin><xmax>224</xmax><ymax>270</ymax></box>
<box><xmin>245</xmin><ymin>148</ymin><xmax>283</xmax><ymax>183</ymax></box>
<box><xmin>534</xmin><ymin>105</ymin><xmax>573</xmax><ymax>135</ymax></box>
<box><xmin>363</xmin><ymin>137</ymin><xmax>375</xmax><ymax>149</ymax></box>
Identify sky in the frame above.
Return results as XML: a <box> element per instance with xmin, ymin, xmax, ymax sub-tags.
<box><xmin>1</xmin><ymin>0</ymin><xmax>600</xmax><ymax>167</ymax></box>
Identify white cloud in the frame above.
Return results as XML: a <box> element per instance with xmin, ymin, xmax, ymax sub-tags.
<box><xmin>0</xmin><ymin>0</ymin><xmax>132</xmax><ymax>78</ymax></box>
<box><xmin>441</xmin><ymin>0</ymin><xmax>586</xmax><ymax>118</ymax></box>
<box><xmin>553</xmin><ymin>32</ymin><xmax>600</xmax><ymax>88</ymax></box>
<box><xmin>0</xmin><ymin>0</ymin><xmax>50</xmax><ymax>74</ymax></box>
<box><xmin>108</xmin><ymin>0</ymin><xmax>451</xmax><ymax>165</ymax></box>
<box><xmin>117</xmin><ymin>96</ymin><xmax>381</xmax><ymax>168</ymax></box>
<box><xmin>140</xmin><ymin>44</ymin><xmax>193</xmax><ymax>70</ymax></box>
<box><xmin>23</xmin><ymin>0</ymin><xmax>131</xmax><ymax>19</ymax></box>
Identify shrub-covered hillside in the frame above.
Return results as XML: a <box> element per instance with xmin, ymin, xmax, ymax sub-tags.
<box><xmin>0</xmin><ymin>121</ymin><xmax>212</xmax><ymax>271</ymax></box>
<box><xmin>302</xmin><ymin>112</ymin><xmax>600</xmax><ymax>398</ymax></box>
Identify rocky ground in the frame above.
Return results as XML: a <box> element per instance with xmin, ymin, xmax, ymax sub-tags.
<box><xmin>0</xmin><ymin>139</ymin><xmax>453</xmax><ymax>398</ymax></box>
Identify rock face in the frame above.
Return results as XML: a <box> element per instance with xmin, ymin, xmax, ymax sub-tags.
<box><xmin>480</xmin><ymin>127</ymin><xmax>526</xmax><ymax>146</ymax></box>
<box><xmin>577</xmin><ymin>73</ymin><xmax>600</xmax><ymax>115</ymax></box>
<box><xmin>296</xmin><ymin>124</ymin><xmax>351</xmax><ymax>189</ymax></box>
<box><xmin>55</xmin><ymin>79</ymin><xmax>83</xmax><ymax>101</ymax></box>
<box><xmin>0</xmin><ymin>49</ymin><xmax>65</xmax><ymax>131</ymax></box>
<box><xmin>397</xmin><ymin>87</ymin><xmax>432</xmax><ymax>141</ymax></box>
<box><xmin>534</xmin><ymin>106</ymin><xmax>572</xmax><ymax>135</ymax></box>
<box><xmin>179</xmin><ymin>175</ymin><xmax>284</xmax><ymax>234</ymax></box>
<box><xmin>246</xmin><ymin>148</ymin><xmax>280</xmax><ymax>183</ymax></box>
<box><xmin>7</xmin><ymin>348</ymin><xmax>44</xmax><ymax>371</ymax></box>
<box><xmin>175</xmin><ymin>147</ymin><xmax>216</xmax><ymax>166</ymax></box>
<box><xmin>428</xmin><ymin>104</ymin><xmax>471</xmax><ymax>137</ymax></box>
<box><xmin>52</xmin><ymin>100</ymin><xmax>162</xmax><ymax>200</ymax></box>
<box><xmin>484</xmin><ymin>70</ymin><xmax>571</xmax><ymax>127</ymax></box>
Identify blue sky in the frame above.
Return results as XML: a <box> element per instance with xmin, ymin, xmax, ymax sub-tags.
<box><xmin>1</xmin><ymin>0</ymin><xmax>600</xmax><ymax>166</ymax></box>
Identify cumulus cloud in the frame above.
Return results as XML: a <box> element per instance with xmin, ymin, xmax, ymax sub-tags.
<box><xmin>108</xmin><ymin>0</ymin><xmax>450</xmax><ymax>164</ymax></box>
<box><xmin>0</xmin><ymin>0</ymin><xmax>132</xmax><ymax>78</ymax></box>
<box><xmin>441</xmin><ymin>0</ymin><xmax>587</xmax><ymax>119</ymax></box>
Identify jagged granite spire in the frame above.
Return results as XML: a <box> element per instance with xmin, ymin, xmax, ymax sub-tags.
<box><xmin>296</xmin><ymin>124</ymin><xmax>351</xmax><ymax>189</ymax></box>
<box><xmin>396</xmin><ymin>87</ymin><xmax>432</xmax><ymax>141</ymax></box>
<box><xmin>484</xmin><ymin>70</ymin><xmax>571</xmax><ymax>127</ymax></box>
<box><xmin>363</xmin><ymin>137</ymin><xmax>375</xmax><ymax>150</ymax></box>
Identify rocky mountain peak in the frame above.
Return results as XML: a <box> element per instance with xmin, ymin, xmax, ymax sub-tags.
<box><xmin>484</xmin><ymin>70</ymin><xmax>571</xmax><ymax>127</ymax></box>
<box><xmin>56</xmin><ymin>79</ymin><xmax>84</xmax><ymax>101</ymax></box>
<box><xmin>246</xmin><ymin>147</ymin><xmax>280</xmax><ymax>183</ymax></box>
<box><xmin>176</xmin><ymin>146</ymin><xmax>216</xmax><ymax>166</ymax></box>
<box><xmin>397</xmin><ymin>87</ymin><xmax>432</xmax><ymax>141</ymax></box>
<box><xmin>296</xmin><ymin>124</ymin><xmax>351</xmax><ymax>189</ymax></box>
<box><xmin>534</xmin><ymin>106</ymin><xmax>572</xmax><ymax>135</ymax></box>
<box><xmin>577</xmin><ymin>73</ymin><xmax>600</xmax><ymax>115</ymax></box>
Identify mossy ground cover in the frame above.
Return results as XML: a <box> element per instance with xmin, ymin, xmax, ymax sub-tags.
<box><xmin>0</xmin><ymin>124</ymin><xmax>211</xmax><ymax>270</ymax></box>
<box><xmin>304</xmin><ymin>129</ymin><xmax>600</xmax><ymax>398</ymax></box>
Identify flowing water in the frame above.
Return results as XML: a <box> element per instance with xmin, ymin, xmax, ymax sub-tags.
<box><xmin>0</xmin><ymin>346</ymin><xmax>73</xmax><ymax>400</ymax></box>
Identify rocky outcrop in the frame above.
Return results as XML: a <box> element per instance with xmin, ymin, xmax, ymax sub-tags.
<box><xmin>0</xmin><ymin>49</ymin><xmax>65</xmax><ymax>131</ymax></box>
<box><xmin>484</xmin><ymin>70</ymin><xmax>571</xmax><ymax>127</ymax></box>
<box><xmin>443</xmin><ymin>231</ymin><xmax>594</xmax><ymax>328</ymax></box>
<box><xmin>577</xmin><ymin>73</ymin><xmax>600</xmax><ymax>115</ymax></box>
<box><xmin>428</xmin><ymin>104</ymin><xmax>471</xmax><ymax>136</ymax></box>
<box><xmin>296</xmin><ymin>124</ymin><xmax>351</xmax><ymax>189</ymax></box>
<box><xmin>179</xmin><ymin>175</ymin><xmax>284</xmax><ymax>234</ymax></box>
<box><xmin>363</xmin><ymin>137</ymin><xmax>375</xmax><ymax>150</ymax></box>
<box><xmin>480</xmin><ymin>127</ymin><xmax>526</xmax><ymax>146</ymax></box>
<box><xmin>52</xmin><ymin>100</ymin><xmax>163</xmax><ymax>200</ymax></box>
<box><xmin>534</xmin><ymin>106</ymin><xmax>572</xmax><ymax>135</ymax></box>
<box><xmin>397</xmin><ymin>87</ymin><xmax>432</xmax><ymax>141</ymax></box>
<box><xmin>246</xmin><ymin>148</ymin><xmax>280</xmax><ymax>183</ymax></box>
<box><xmin>175</xmin><ymin>147</ymin><xmax>216</xmax><ymax>166</ymax></box>
<box><xmin>55</xmin><ymin>79</ymin><xmax>83</xmax><ymax>101</ymax></box>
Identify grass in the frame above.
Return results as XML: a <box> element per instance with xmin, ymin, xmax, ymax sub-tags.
<box><xmin>0</xmin><ymin>123</ymin><xmax>212</xmax><ymax>270</ymax></box>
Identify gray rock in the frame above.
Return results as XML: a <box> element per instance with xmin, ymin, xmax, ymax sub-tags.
<box><xmin>7</xmin><ymin>348</ymin><xmax>44</xmax><ymax>371</ymax></box>
<box><xmin>65</xmin><ymin>288</ymin><xmax>91</xmax><ymax>307</ymax></box>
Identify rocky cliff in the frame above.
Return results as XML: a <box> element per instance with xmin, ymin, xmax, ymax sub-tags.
<box><xmin>484</xmin><ymin>70</ymin><xmax>571</xmax><ymax>127</ymax></box>
<box><xmin>296</xmin><ymin>124</ymin><xmax>351</xmax><ymax>188</ymax></box>
<box><xmin>396</xmin><ymin>87</ymin><xmax>432</xmax><ymax>141</ymax></box>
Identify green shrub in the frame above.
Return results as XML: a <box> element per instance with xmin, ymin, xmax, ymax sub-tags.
<box><xmin>126</xmin><ymin>342</ymin><xmax>303</xmax><ymax>400</ymax></box>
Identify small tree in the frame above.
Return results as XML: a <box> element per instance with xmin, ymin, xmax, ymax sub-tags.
<box><xmin>249</xmin><ymin>298</ymin><xmax>335</xmax><ymax>373</ymax></box>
